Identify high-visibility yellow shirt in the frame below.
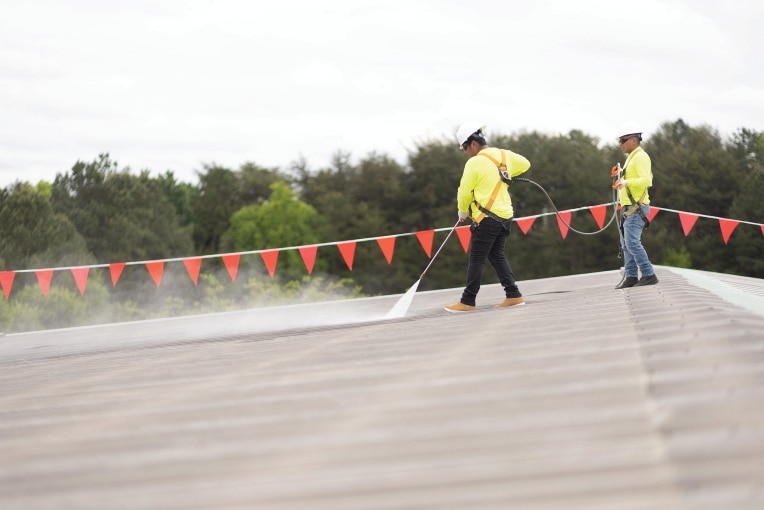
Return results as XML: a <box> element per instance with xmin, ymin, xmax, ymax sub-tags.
<box><xmin>457</xmin><ymin>147</ymin><xmax>531</xmax><ymax>220</ymax></box>
<box><xmin>619</xmin><ymin>146</ymin><xmax>652</xmax><ymax>205</ymax></box>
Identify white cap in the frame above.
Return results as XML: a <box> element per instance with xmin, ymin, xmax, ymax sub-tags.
<box><xmin>456</xmin><ymin>122</ymin><xmax>486</xmax><ymax>147</ymax></box>
<box><xmin>616</xmin><ymin>124</ymin><xmax>642</xmax><ymax>140</ymax></box>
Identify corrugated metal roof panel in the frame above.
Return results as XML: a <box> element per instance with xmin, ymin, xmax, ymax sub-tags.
<box><xmin>1</xmin><ymin>267</ymin><xmax>762</xmax><ymax>509</ymax></box>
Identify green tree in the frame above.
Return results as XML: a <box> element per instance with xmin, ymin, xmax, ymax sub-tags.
<box><xmin>238</xmin><ymin>162</ymin><xmax>287</xmax><ymax>204</ymax></box>
<box><xmin>51</xmin><ymin>154</ymin><xmax>194</xmax><ymax>263</ymax></box>
<box><xmin>0</xmin><ymin>182</ymin><xmax>90</xmax><ymax>270</ymax></box>
<box><xmin>648</xmin><ymin>119</ymin><xmax>741</xmax><ymax>216</ymax></box>
<box><xmin>728</xmin><ymin>164</ymin><xmax>764</xmax><ymax>277</ymax></box>
<box><xmin>191</xmin><ymin>164</ymin><xmax>242</xmax><ymax>254</ymax></box>
<box><xmin>401</xmin><ymin>140</ymin><xmax>464</xmax><ymax>230</ymax></box>
<box><xmin>645</xmin><ymin>120</ymin><xmax>754</xmax><ymax>272</ymax></box>
<box><xmin>223</xmin><ymin>181</ymin><xmax>328</xmax><ymax>281</ymax></box>
<box><xmin>296</xmin><ymin>151</ymin><xmax>420</xmax><ymax>293</ymax></box>
<box><xmin>157</xmin><ymin>170</ymin><xmax>196</xmax><ymax>227</ymax></box>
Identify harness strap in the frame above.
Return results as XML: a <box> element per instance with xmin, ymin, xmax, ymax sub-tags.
<box><xmin>623</xmin><ymin>186</ymin><xmax>649</xmax><ymax>226</ymax></box>
<box><xmin>471</xmin><ymin>150</ymin><xmax>510</xmax><ymax>223</ymax></box>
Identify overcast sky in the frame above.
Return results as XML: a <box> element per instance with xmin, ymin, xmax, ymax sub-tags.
<box><xmin>1</xmin><ymin>0</ymin><xmax>762</xmax><ymax>187</ymax></box>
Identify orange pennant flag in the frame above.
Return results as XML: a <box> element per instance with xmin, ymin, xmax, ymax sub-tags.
<box><xmin>589</xmin><ymin>205</ymin><xmax>607</xmax><ymax>229</ymax></box>
<box><xmin>376</xmin><ymin>236</ymin><xmax>396</xmax><ymax>264</ymax></box>
<box><xmin>299</xmin><ymin>245</ymin><xmax>318</xmax><ymax>274</ymax></box>
<box><xmin>0</xmin><ymin>271</ymin><xmax>15</xmax><ymax>300</ymax></box>
<box><xmin>415</xmin><ymin>230</ymin><xmax>434</xmax><ymax>258</ymax></box>
<box><xmin>222</xmin><ymin>254</ymin><xmax>240</xmax><ymax>282</ymax></box>
<box><xmin>337</xmin><ymin>241</ymin><xmax>356</xmax><ymax>270</ymax></box>
<box><xmin>455</xmin><ymin>225</ymin><xmax>471</xmax><ymax>253</ymax></box>
<box><xmin>556</xmin><ymin>211</ymin><xmax>572</xmax><ymax>239</ymax></box>
<box><xmin>719</xmin><ymin>218</ymin><xmax>739</xmax><ymax>245</ymax></box>
<box><xmin>647</xmin><ymin>207</ymin><xmax>660</xmax><ymax>222</ymax></box>
<box><xmin>110</xmin><ymin>262</ymin><xmax>126</xmax><ymax>287</ymax></box>
<box><xmin>146</xmin><ymin>261</ymin><xmax>164</xmax><ymax>287</ymax></box>
<box><xmin>183</xmin><ymin>258</ymin><xmax>202</xmax><ymax>285</ymax></box>
<box><xmin>36</xmin><ymin>269</ymin><xmax>54</xmax><ymax>297</ymax></box>
<box><xmin>679</xmin><ymin>213</ymin><xmax>699</xmax><ymax>236</ymax></box>
<box><xmin>70</xmin><ymin>267</ymin><xmax>89</xmax><ymax>295</ymax></box>
<box><xmin>515</xmin><ymin>216</ymin><xmax>536</xmax><ymax>235</ymax></box>
<box><xmin>261</xmin><ymin>250</ymin><xmax>279</xmax><ymax>279</ymax></box>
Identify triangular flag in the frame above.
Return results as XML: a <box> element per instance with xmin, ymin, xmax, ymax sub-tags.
<box><xmin>415</xmin><ymin>230</ymin><xmax>434</xmax><ymax>258</ymax></box>
<box><xmin>70</xmin><ymin>267</ymin><xmax>89</xmax><ymax>295</ymax></box>
<box><xmin>589</xmin><ymin>205</ymin><xmax>607</xmax><ymax>229</ymax></box>
<box><xmin>0</xmin><ymin>271</ymin><xmax>15</xmax><ymax>300</ymax></box>
<box><xmin>337</xmin><ymin>241</ymin><xmax>356</xmax><ymax>271</ymax></box>
<box><xmin>222</xmin><ymin>254</ymin><xmax>240</xmax><ymax>282</ymax></box>
<box><xmin>183</xmin><ymin>258</ymin><xmax>202</xmax><ymax>285</ymax></box>
<box><xmin>146</xmin><ymin>261</ymin><xmax>164</xmax><ymax>287</ymax></box>
<box><xmin>679</xmin><ymin>212</ymin><xmax>699</xmax><ymax>236</ymax></box>
<box><xmin>36</xmin><ymin>269</ymin><xmax>54</xmax><ymax>297</ymax></box>
<box><xmin>299</xmin><ymin>245</ymin><xmax>318</xmax><ymax>274</ymax></box>
<box><xmin>556</xmin><ymin>211</ymin><xmax>572</xmax><ymax>239</ymax></box>
<box><xmin>260</xmin><ymin>250</ymin><xmax>279</xmax><ymax>279</ymax></box>
<box><xmin>719</xmin><ymin>218</ymin><xmax>739</xmax><ymax>245</ymax></box>
<box><xmin>647</xmin><ymin>207</ymin><xmax>660</xmax><ymax>222</ymax></box>
<box><xmin>455</xmin><ymin>225</ymin><xmax>471</xmax><ymax>253</ymax></box>
<box><xmin>376</xmin><ymin>236</ymin><xmax>396</xmax><ymax>264</ymax></box>
<box><xmin>110</xmin><ymin>262</ymin><xmax>126</xmax><ymax>287</ymax></box>
<box><xmin>761</xmin><ymin>225</ymin><xmax>764</xmax><ymax>237</ymax></box>
<box><xmin>515</xmin><ymin>216</ymin><xmax>536</xmax><ymax>235</ymax></box>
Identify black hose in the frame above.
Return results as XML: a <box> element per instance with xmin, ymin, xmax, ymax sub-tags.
<box><xmin>512</xmin><ymin>177</ymin><xmax>618</xmax><ymax>236</ymax></box>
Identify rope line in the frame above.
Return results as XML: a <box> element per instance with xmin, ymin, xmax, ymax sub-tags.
<box><xmin>4</xmin><ymin>199</ymin><xmax>762</xmax><ymax>274</ymax></box>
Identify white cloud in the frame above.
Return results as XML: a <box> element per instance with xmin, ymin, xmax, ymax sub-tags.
<box><xmin>1</xmin><ymin>0</ymin><xmax>762</xmax><ymax>185</ymax></box>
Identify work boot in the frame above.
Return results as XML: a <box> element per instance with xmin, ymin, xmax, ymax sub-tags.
<box><xmin>615</xmin><ymin>276</ymin><xmax>639</xmax><ymax>289</ymax></box>
<box><xmin>444</xmin><ymin>302</ymin><xmax>475</xmax><ymax>313</ymax></box>
<box><xmin>633</xmin><ymin>274</ymin><xmax>659</xmax><ymax>287</ymax></box>
<box><xmin>493</xmin><ymin>297</ymin><xmax>525</xmax><ymax>308</ymax></box>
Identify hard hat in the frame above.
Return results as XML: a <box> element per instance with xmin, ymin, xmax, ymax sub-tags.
<box><xmin>456</xmin><ymin>122</ymin><xmax>486</xmax><ymax>147</ymax></box>
<box><xmin>616</xmin><ymin>124</ymin><xmax>642</xmax><ymax>140</ymax></box>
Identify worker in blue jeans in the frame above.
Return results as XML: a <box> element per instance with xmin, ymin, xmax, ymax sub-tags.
<box><xmin>613</xmin><ymin>126</ymin><xmax>658</xmax><ymax>289</ymax></box>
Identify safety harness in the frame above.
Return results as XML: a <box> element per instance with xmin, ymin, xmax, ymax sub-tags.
<box><xmin>622</xmin><ymin>185</ymin><xmax>649</xmax><ymax>227</ymax></box>
<box><xmin>619</xmin><ymin>148</ymin><xmax>650</xmax><ymax>228</ymax></box>
<box><xmin>469</xmin><ymin>150</ymin><xmax>513</xmax><ymax>227</ymax></box>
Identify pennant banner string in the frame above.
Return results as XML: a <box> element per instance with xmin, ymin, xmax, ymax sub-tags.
<box><xmin>6</xmin><ymin>203</ymin><xmax>762</xmax><ymax>275</ymax></box>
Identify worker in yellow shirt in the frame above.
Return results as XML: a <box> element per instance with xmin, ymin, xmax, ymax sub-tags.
<box><xmin>613</xmin><ymin>126</ymin><xmax>658</xmax><ymax>289</ymax></box>
<box><xmin>445</xmin><ymin>123</ymin><xmax>531</xmax><ymax>312</ymax></box>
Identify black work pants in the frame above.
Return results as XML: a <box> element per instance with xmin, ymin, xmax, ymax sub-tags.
<box><xmin>460</xmin><ymin>217</ymin><xmax>521</xmax><ymax>306</ymax></box>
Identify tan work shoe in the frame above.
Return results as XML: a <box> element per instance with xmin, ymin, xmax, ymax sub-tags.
<box><xmin>444</xmin><ymin>302</ymin><xmax>476</xmax><ymax>313</ymax></box>
<box><xmin>493</xmin><ymin>297</ymin><xmax>525</xmax><ymax>308</ymax></box>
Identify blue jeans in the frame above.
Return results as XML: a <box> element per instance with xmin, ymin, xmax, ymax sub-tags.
<box><xmin>461</xmin><ymin>217</ymin><xmax>521</xmax><ymax>306</ymax></box>
<box><xmin>621</xmin><ymin>205</ymin><xmax>655</xmax><ymax>278</ymax></box>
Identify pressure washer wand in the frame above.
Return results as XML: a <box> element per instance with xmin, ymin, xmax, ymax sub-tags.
<box><xmin>613</xmin><ymin>163</ymin><xmax>625</xmax><ymax>258</ymax></box>
<box><xmin>419</xmin><ymin>220</ymin><xmax>460</xmax><ymax>280</ymax></box>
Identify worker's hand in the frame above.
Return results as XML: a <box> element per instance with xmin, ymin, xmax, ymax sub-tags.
<box><xmin>611</xmin><ymin>165</ymin><xmax>619</xmax><ymax>177</ymax></box>
<box><xmin>458</xmin><ymin>210</ymin><xmax>468</xmax><ymax>222</ymax></box>
<box><xmin>612</xmin><ymin>179</ymin><xmax>627</xmax><ymax>190</ymax></box>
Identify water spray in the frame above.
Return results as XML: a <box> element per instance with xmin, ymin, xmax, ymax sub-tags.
<box><xmin>385</xmin><ymin>220</ymin><xmax>461</xmax><ymax>319</ymax></box>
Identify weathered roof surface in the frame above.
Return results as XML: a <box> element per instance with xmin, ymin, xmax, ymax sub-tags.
<box><xmin>1</xmin><ymin>266</ymin><xmax>763</xmax><ymax>509</ymax></box>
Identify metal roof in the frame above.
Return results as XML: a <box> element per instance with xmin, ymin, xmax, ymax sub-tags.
<box><xmin>1</xmin><ymin>266</ymin><xmax>763</xmax><ymax>509</ymax></box>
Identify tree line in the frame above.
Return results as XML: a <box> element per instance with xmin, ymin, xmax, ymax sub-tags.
<box><xmin>1</xmin><ymin>119</ymin><xmax>762</xmax><ymax>332</ymax></box>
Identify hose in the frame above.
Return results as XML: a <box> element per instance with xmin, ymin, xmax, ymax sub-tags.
<box><xmin>512</xmin><ymin>177</ymin><xmax>619</xmax><ymax>236</ymax></box>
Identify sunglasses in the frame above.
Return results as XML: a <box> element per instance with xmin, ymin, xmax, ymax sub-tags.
<box><xmin>618</xmin><ymin>136</ymin><xmax>635</xmax><ymax>145</ymax></box>
<box><xmin>461</xmin><ymin>140</ymin><xmax>471</xmax><ymax>151</ymax></box>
